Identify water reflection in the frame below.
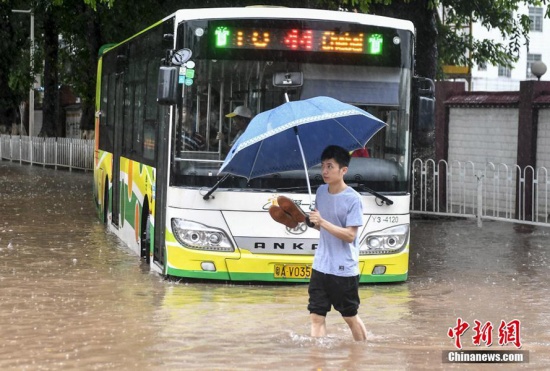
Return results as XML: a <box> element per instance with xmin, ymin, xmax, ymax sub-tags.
<box><xmin>1</xmin><ymin>161</ymin><xmax>549</xmax><ymax>369</ymax></box>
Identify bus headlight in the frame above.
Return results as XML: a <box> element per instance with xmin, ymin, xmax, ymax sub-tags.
<box><xmin>360</xmin><ymin>224</ymin><xmax>409</xmax><ymax>255</ymax></box>
<box><xmin>171</xmin><ymin>219</ymin><xmax>235</xmax><ymax>252</ymax></box>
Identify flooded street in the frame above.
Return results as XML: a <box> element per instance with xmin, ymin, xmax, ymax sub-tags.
<box><xmin>1</xmin><ymin>160</ymin><xmax>549</xmax><ymax>370</ymax></box>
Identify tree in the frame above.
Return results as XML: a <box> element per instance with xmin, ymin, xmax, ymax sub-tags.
<box><xmin>0</xmin><ymin>1</ymin><xmax>35</xmax><ymax>133</ymax></box>
<box><xmin>7</xmin><ymin>0</ymin><xmax>158</xmax><ymax>136</ymax></box>
<box><xmin>57</xmin><ymin>0</ymin><xmax>107</xmax><ymax>133</ymax></box>
<box><xmin>39</xmin><ymin>2</ymin><xmax>60</xmax><ymax>136</ymax></box>
<box><xmin>338</xmin><ymin>0</ymin><xmax>550</xmax><ymax>80</ymax></box>
<box><xmin>5</xmin><ymin>0</ymin><xmax>549</xmax><ymax>138</ymax></box>
<box><xmin>57</xmin><ymin>0</ymin><xmax>181</xmax><ymax>133</ymax></box>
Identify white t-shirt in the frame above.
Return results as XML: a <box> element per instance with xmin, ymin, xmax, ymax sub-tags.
<box><xmin>312</xmin><ymin>184</ymin><xmax>363</xmax><ymax>277</ymax></box>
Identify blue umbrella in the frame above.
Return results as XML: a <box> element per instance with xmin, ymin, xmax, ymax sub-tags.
<box><xmin>218</xmin><ymin>96</ymin><xmax>387</xmax><ymax>207</ymax></box>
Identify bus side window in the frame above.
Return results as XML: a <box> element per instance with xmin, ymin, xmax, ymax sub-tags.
<box><xmin>122</xmin><ymin>78</ymin><xmax>134</xmax><ymax>155</ymax></box>
<box><xmin>98</xmin><ymin>72</ymin><xmax>112</xmax><ymax>152</ymax></box>
<box><xmin>143</xmin><ymin>119</ymin><xmax>157</xmax><ymax>161</ymax></box>
<box><xmin>101</xmin><ymin>72</ymin><xmax>117</xmax><ymax>153</ymax></box>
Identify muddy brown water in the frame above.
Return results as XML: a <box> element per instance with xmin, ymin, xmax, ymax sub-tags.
<box><xmin>1</xmin><ymin>161</ymin><xmax>549</xmax><ymax>370</ymax></box>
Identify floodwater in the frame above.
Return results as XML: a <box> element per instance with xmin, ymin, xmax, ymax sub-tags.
<box><xmin>1</xmin><ymin>160</ymin><xmax>549</xmax><ymax>370</ymax></box>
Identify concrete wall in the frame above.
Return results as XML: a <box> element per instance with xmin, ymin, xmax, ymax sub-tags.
<box><xmin>537</xmin><ymin>108</ymin><xmax>550</xmax><ymax>169</ymax></box>
<box><xmin>535</xmin><ymin>108</ymin><xmax>550</xmax><ymax>219</ymax></box>
<box><xmin>448</xmin><ymin>108</ymin><xmax>519</xmax><ymax>166</ymax></box>
<box><xmin>446</xmin><ymin>108</ymin><xmax>519</xmax><ymax>216</ymax></box>
<box><xmin>434</xmin><ymin>81</ymin><xmax>550</xmax><ymax>219</ymax></box>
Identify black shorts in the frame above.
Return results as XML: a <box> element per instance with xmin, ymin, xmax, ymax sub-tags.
<box><xmin>307</xmin><ymin>269</ymin><xmax>360</xmax><ymax>317</ymax></box>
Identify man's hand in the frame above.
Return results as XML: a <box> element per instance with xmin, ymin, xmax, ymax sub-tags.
<box><xmin>308</xmin><ymin>209</ymin><xmax>322</xmax><ymax>230</ymax></box>
<box><xmin>215</xmin><ymin>131</ymin><xmax>225</xmax><ymax>141</ymax></box>
<box><xmin>309</xmin><ymin>208</ymin><xmax>358</xmax><ymax>242</ymax></box>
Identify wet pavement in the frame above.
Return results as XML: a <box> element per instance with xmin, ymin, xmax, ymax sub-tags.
<box><xmin>1</xmin><ymin>160</ymin><xmax>549</xmax><ymax>370</ymax></box>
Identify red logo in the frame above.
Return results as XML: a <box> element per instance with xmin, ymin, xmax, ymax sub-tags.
<box><xmin>448</xmin><ymin>318</ymin><xmax>522</xmax><ymax>349</ymax></box>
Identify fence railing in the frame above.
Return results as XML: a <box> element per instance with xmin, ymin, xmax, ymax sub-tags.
<box><xmin>3</xmin><ymin>141</ymin><xmax>548</xmax><ymax>227</ymax></box>
<box><xmin>0</xmin><ymin>135</ymin><xmax>94</xmax><ymax>171</ymax></box>
<box><xmin>411</xmin><ymin>158</ymin><xmax>550</xmax><ymax>227</ymax></box>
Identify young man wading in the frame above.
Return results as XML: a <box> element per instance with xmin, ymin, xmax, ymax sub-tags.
<box><xmin>269</xmin><ymin>145</ymin><xmax>367</xmax><ymax>341</ymax></box>
<box><xmin>307</xmin><ymin>145</ymin><xmax>367</xmax><ymax>341</ymax></box>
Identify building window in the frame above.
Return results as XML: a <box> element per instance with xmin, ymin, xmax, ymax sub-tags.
<box><xmin>526</xmin><ymin>53</ymin><xmax>542</xmax><ymax>78</ymax></box>
<box><xmin>498</xmin><ymin>65</ymin><xmax>512</xmax><ymax>78</ymax></box>
<box><xmin>529</xmin><ymin>7</ymin><xmax>543</xmax><ymax>32</ymax></box>
<box><xmin>478</xmin><ymin>62</ymin><xmax>487</xmax><ymax>71</ymax></box>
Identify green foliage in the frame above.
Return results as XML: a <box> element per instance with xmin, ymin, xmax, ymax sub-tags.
<box><xmin>3</xmin><ymin>0</ymin><xmax>550</xmax><ymax>133</ymax></box>
<box><xmin>340</xmin><ymin>0</ymin><xmax>549</xmax><ymax>77</ymax></box>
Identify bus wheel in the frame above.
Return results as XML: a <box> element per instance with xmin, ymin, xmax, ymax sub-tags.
<box><xmin>103</xmin><ymin>179</ymin><xmax>109</xmax><ymax>225</ymax></box>
<box><xmin>140</xmin><ymin>201</ymin><xmax>151</xmax><ymax>264</ymax></box>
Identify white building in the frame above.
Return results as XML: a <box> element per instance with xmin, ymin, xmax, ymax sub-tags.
<box><xmin>469</xmin><ymin>4</ymin><xmax>550</xmax><ymax>90</ymax></box>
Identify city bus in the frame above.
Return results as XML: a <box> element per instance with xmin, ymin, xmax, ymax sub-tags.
<box><xmin>94</xmin><ymin>6</ymin><xmax>434</xmax><ymax>283</ymax></box>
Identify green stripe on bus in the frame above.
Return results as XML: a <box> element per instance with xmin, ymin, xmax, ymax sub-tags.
<box><xmin>166</xmin><ymin>267</ymin><xmax>407</xmax><ymax>283</ymax></box>
<box><xmin>359</xmin><ymin>273</ymin><xmax>408</xmax><ymax>283</ymax></box>
<box><xmin>166</xmin><ymin>267</ymin><xmax>231</xmax><ymax>280</ymax></box>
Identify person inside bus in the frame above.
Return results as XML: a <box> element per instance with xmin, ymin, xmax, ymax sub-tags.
<box><xmin>181</xmin><ymin>130</ymin><xmax>206</xmax><ymax>151</ymax></box>
<box><xmin>178</xmin><ymin>105</ymin><xmax>206</xmax><ymax>154</ymax></box>
<box><xmin>215</xmin><ymin>105</ymin><xmax>253</xmax><ymax>154</ymax></box>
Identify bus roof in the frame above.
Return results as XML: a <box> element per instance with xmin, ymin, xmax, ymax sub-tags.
<box><xmin>171</xmin><ymin>7</ymin><xmax>415</xmax><ymax>33</ymax></box>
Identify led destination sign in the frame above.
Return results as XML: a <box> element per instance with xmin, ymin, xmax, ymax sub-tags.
<box><xmin>213</xmin><ymin>26</ymin><xmax>384</xmax><ymax>55</ymax></box>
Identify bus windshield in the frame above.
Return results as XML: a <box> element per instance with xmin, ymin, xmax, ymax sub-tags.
<box><xmin>170</xmin><ymin>19</ymin><xmax>413</xmax><ymax>194</ymax></box>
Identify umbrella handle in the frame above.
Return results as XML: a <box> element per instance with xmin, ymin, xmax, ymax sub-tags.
<box><xmin>305</xmin><ymin>216</ymin><xmax>315</xmax><ymax>228</ymax></box>
<box><xmin>294</xmin><ymin>128</ymin><xmax>314</xmax><ymax>210</ymax></box>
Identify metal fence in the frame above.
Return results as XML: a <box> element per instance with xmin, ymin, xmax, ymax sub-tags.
<box><xmin>411</xmin><ymin>158</ymin><xmax>550</xmax><ymax>227</ymax></box>
<box><xmin>3</xmin><ymin>139</ymin><xmax>549</xmax><ymax>227</ymax></box>
<box><xmin>0</xmin><ymin>135</ymin><xmax>94</xmax><ymax>171</ymax></box>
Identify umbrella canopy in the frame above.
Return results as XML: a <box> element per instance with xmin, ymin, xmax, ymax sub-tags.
<box><xmin>219</xmin><ymin>96</ymin><xmax>386</xmax><ymax>179</ymax></box>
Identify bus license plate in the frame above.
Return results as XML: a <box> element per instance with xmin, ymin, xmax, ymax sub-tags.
<box><xmin>274</xmin><ymin>264</ymin><xmax>311</xmax><ymax>279</ymax></box>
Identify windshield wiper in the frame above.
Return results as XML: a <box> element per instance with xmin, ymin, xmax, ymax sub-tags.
<box><xmin>353</xmin><ymin>183</ymin><xmax>394</xmax><ymax>205</ymax></box>
<box><xmin>203</xmin><ymin>173</ymin><xmax>230</xmax><ymax>200</ymax></box>
<box><xmin>274</xmin><ymin>185</ymin><xmax>320</xmax><ymax>192</ymax></box>
<box><xmin>205</xmin><ymin>179</ymin><xmax>393</xmax><ymax>206</ymax></box>
<box><xmin>204</xmin><ymin>177</ymin><xmax>315</xmax><ymax>199</ymax></box>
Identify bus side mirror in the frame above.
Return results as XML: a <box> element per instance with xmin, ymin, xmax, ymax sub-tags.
<box><xmin>412</xmin><ymin>77</ymin><xmax>435</xmax><ymax>147</ymax></box>
<box><xmin>273</xmin><ymin>72</ymin><xmax>303</xmax><ymax>102</ymax></box>
<box><xmin>273</xmin><ymin>72</ymin><xmax>303</xmax><ymax>87</ymax></box>
<box><xmin>157</xmin><ymin>66</ymin><xmax>178</xmax><ymax>105</ymax></box>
